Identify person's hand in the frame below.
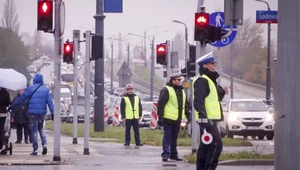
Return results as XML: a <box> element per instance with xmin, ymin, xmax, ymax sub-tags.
<box><xmin>198</xmin><ymin>118</ymin><xmax>214</xmax><ymax>129</ymax></box>
<box><xmin>158</xmin><ymin>119</ymin><xmax>164</xmax><ymax>126</ymax></box>
<box><xmin>7</xmin><ymin>107</ymin><xmax>12</xmax><ymax>112</ymax></box>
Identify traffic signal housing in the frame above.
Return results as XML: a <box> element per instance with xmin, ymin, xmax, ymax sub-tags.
<box><xmin>156</xmin><ymin>44</ymin><xmax>167</xmax><ymax>65</ymax></box>
<box><xmin>194</xmin><ymin>12</ymin><xmax>210</xmax><ymax>43</ymax></box>
<box><xmin>208</xmin><ymin>27</ymin><xmax>228</xmax><ymax>42</ymax></box>
<box><xmin>37</xmin><ymin>0</ymin><xmax>53</xmax><ymax>32</ymax></box>
<box><xmin>63</xmin><ymin>42</ymin><xmax>74</xmax><ymax>64</ymax></box>
<box><xmin>181</xmin><ymin>45</ymin><xmax>196</xmax><ymax>78</ymax></box>
<box><xmin>91</xmin><ymin>35</ymin><xmax>104</xmax><ymax>60</ymax></box>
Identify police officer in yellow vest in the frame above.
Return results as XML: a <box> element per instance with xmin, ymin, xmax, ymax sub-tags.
<box><xmin>120</xmin><ymin>84</ymin><xmax>143</xmax><ymax>146</ymax></box>
<box><xmin>193</xmin><ymin>52</ymin><xmax>225</xmax><ymax>170</ymax></box>
<box><xmin>157</xmin><ymin>70</ymin><xmax>191</xmax><ymax>162</ymax></box>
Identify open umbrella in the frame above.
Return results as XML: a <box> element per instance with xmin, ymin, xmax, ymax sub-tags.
<box><xmin>0</xmin><ymin>68</ymin><xmax>27</xmax><ymax>91</ymax></box>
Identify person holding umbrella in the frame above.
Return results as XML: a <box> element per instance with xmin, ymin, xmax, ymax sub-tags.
<box><xmin>0</xmin><ymin>87</ymin><xmax>11</xmax><ymax>155</ymax></box>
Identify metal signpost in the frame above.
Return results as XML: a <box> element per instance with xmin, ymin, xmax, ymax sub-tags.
<box><xmin>84</xmin><ymin>30</ymin><xmax>91</xmax><ymax>155</ymax></box>
<box><xmin>53</xmin><ymin>0</ymin><xmax>62</xmax><ymax>161</ymax></box>
<box><xmin>256</xmin><ymin>9</ymin><xmax>277</xmax><ymax>101</ymax></box>
<box><xmin>166</xmin><ymin>40</ymin><xmax>171</xmax><ymax>80</ymax></box>
<box><xmin>209</xmin><ymin>12</ymin><xmax>237</xmax><ymax>99</ymax></box>
<box><xmin>72</xmin><ymin>29</ymin><xmax>80</xmax><ymax>144</ymax></box>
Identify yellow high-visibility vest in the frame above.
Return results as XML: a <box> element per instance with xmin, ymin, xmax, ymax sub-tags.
<box><xmin>193</xmin><ymin>74</ymin><xmax>221</xmax><ymax>120</ymax></box>
<box><xmin>163</xmin><ymin>86</ymin><xmax>186</xmax><ymax>121</ymax></box>
<box><xmin>124</xmin><ymin>96</ymin><xmax>140</xmax><ymax>119</ymax></box>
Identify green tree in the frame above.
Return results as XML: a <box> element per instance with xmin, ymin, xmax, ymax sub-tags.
<box><xmin>1</xmin><ymin>0</ymin><xmax>19</xmax><ymax>34</ymax></box>
<box><xmin>0</xmin><ymin>27</ymin><xmax>31</xmax><ymax>82</ymax></box>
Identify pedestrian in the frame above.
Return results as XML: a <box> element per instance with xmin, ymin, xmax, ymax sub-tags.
<box><xmin>0</xmin><ymin>87</ymin><xmax>11</xmax><ymax>155</ymax></box>
<box><xmin>157</xmin><ymin>70</ymin><xmax>191</xmax><ymax>162</ymax></box>
<box><xmin>11</xmin><ymin>89</ymin><xmax>29</xmax><ymax>144</ymax></box>
<box><xmin>10</xmin><ymin>73</ymin><xmax>54</xmax><ymax>155</ymax></box>
<box><xmin>193</xmin><ymin>52</ymin><xmax>225</xmax><ymax>170</ymax></box>
<box><xmin>120</xmin><ymin>84</ymin><xmax>143</xmax><ymax>147</ymax></box>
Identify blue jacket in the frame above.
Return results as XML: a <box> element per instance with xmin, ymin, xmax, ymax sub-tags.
<box><xmin>11</xmin><ymin>74</ymin><xmax>54</xmax><ymax>115</ymax></box>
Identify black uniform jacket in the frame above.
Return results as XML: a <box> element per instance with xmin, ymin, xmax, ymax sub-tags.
<box><xmin>120</xmin><ymin>93</ymin><xmax>143</xmax><ymax>119</ymax></box>
<box><xmin>157</xmin><ymin>82</ymin><xmax>191</xmax><ymax>124</ymax></box>
<box><xmin>193</xmin><ymin>66</ymin><xmax>225</xmax><ymax>121</ymax></box>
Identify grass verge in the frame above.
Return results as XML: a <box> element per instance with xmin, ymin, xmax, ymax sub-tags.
<box><xmin>46</xmin><ymin>122</ymin><xmax>251</xmax><ymax>147</ymax></box>
<box><xmin>184</xmin><ymin>151</ymin><xmax>274</xmax><ymax>164</ymax></box>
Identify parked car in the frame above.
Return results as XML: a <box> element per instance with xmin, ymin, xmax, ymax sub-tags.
<box><xmin>222</xmin><ymin>99</ymin><xmax>274</xmax><ymax>140</ymax></box>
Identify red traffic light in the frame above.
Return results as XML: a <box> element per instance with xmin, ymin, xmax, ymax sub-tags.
<box><xmin>63</xmin><ymin>43</ymin><xmax>73</xmax><ymax>55</ymax></box>
<box><xmin>195</xmin><ymin>12</ymin><xmax>209</xmax><ymax>26</ymax></box>
<box><xmin>157</xmin><ymin>45</ymin><xmax>166</xmax><ymax>54</ymax></box>
<box><xmin>38</xmin><ymin>1</ymin><xmax>52</xmax><ymax>15</ymax></box>
<box><xmin>37</xmin><ymin>0</ymin><xmax>53</xmax><ymax>31</ymax></box>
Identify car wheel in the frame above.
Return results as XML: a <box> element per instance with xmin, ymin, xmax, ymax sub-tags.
<box><xmin>266</xmin><ymin>134</ymin><xmax>274</xmax><ymax>140</ymax></box>
<box><xmin>226</xmin><ymin>125</ymin><xmax>233</xmax><ymax>138</ymax></box>
<box><xmin>258</xmin><ymin>135</ymin><xmax>265</xmax><ymax>140</ymax></box>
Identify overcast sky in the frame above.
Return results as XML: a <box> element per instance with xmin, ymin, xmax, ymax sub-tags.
<box><xmin>0</xmin><ymin>0</ymin><xmax>278</xmax><ymax>55</ymax></box>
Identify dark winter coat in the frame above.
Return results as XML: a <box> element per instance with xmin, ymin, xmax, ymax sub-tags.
<box><xmin>0</xmin><ymin>88</ymin><xmax>11</xmax><ymax>114</ymax></box>
<box><xmin>12</xmin><ymin>93</ymin><xmax>29</xmax><ymax>124</ymax></box>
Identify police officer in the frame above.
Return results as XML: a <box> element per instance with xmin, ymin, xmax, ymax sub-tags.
<box><xmin>157</xmin><ymin>70</ymin><xmax>191</xmax><ymax>162</ymax></box>
<box><xmin>193</xmin><ymin>52</ymin><xmax>225</xmax><ymax>170</ymax></box>
<box><xmin>120</xmin><ymin>84</ymin><xmax>143</xmax><ymax>146</ymax></box>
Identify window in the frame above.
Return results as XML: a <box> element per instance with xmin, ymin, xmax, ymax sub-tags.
<box><xmin>230</xmin><ymin>101</ymin><xmax>267</xmax><ymax>112</ymax></box>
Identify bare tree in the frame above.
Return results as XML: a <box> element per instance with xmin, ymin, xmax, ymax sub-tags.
<box><xmin>29</xmin><ymin>30</ymin><xmax>44</xmax><ymax>59</ymax></box>
<box><xmin>172</xmin><ymin>32</ymin><xmax>184</xmax><ymax>59</ymax></box>
<box><xmin>1</xmin><ymin>0</ymin><xmax>20</xmax><ymax>33</ymax></box>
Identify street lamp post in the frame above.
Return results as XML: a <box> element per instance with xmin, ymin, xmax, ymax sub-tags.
<box><xmin>255</xmin><ymin>0</ymin><xmax>271</xmax><ymax>101</ymax></box>
<box><xmin>143</xmin><ymin>26</ymin><xmax>158</xmax><ymax>67</ymax></box>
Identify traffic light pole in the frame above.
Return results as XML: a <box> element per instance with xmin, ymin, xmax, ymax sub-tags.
<box><xmin>94</xmin><ymin>0</ymin><xmax>105</xmax><ymax>132</ymax></box>
<box><xmin>110</xmin><ymin>42</ymin><xmax>114</xmax><ymax>94</ymax></box>
<box><xmin>166</xmin><ymin>40</ymin><xmax>171</xmax><ymax>80</ymax></box>
<box><xmin>150</xmin><ymin>37</ymin><xmax>155</xmax><ymax>101</ymax></box>
<box><xmin>72</xmin><ymin>30</ymin><xmax>80</xmax><ymax>145</ymax></box>
<box><xmin>53</xmin><ymin>0</ymin><xmax>62</xmax><ymax>162</ymax></box>
<box><xmin>84</xmin><ymin>30</ymin><xmax>91</xmax><ymax>155</ymax></box>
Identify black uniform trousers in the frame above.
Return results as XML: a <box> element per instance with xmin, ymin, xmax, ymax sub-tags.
<box><xmin>0</xmin><ymin>117</ymin><xmax>6</xmax><ymax>147</ymax></box>
<box><xmin>161</xmin><ymin>123</ymin><xmax>180</xmax><ymax>158</ymax></box>
<box><xmin>197</xmin><ymin>123</ymin><xmax>223</xmax><ymax>170</ymax></box>
<box><xmin>125</xmin><ymin>119</ymin><xmax>141</xmax><ymax>145</ymax></box>
<box><xmin>16</xmin><ymin>123</ymin><xmax>29</xmax><ymax>142</ymax></box>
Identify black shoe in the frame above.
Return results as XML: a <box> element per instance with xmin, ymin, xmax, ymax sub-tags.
<box><xmin>25</xmin><ymin>140</ymin><xmax>29</xmax><ymax>144</ymax></box>
<box><xmin>15</xmin><ymin>141</ymin><xmax>21</xmax><ymax>144</ymax></box>
<box><xmin>42</xmin><ymin>147</ymin><xmax>47</xmax><ymax>155</ymax></box>
<box><xmin>0</xmin><ymin>148</ymin><xmax>7</xmax><ymax>155</ymax></box>
<box><xmin>124</xmin><ymin>143</ymin><xmax>129</xmax><ymax>146</ymax></box>
<box><xmin>162</xmin><ymin>157</ymin><xmax>168</xmax><ymax>162</ymax></box>
<box><xmin>136</xmin><ymin>144</ymin><xmax>143</xmax><ymax>146</ymax></box>
<box><xmin>170</xmin><ymin>156</ymin><xmax>183</xmax><ymax>161</ymax></box>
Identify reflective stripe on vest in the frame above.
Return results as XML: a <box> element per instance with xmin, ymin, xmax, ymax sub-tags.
<box><xmin>193</xmin><ymin>74</ymin><xmax>221</xmax><ymax>120</ymax></box>
<box><xmin>163</xmin><ymin>86</ymin><xmax>186</xmax><ymax>121</ymax></box>
<box><xmin>124</xmin><ymin>96</ymin><xmax>139</xmax><ymax>119</ymax></box>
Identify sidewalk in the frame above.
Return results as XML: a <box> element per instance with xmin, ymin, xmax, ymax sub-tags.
<box><xmin>0</xmin><ymin>127</ymin><xmax>273</xmax><ymax>167</ymax></box>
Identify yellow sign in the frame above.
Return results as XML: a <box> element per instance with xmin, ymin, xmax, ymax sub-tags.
<box><xmin>184</xmin><ymin>82</ymin><xmax>190</xmax><ymax>88</ymax></box>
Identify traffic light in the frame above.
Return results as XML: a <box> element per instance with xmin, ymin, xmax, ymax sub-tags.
<box><xmin>37</xmin><ymin>0</ymin><xmax>53</xmax><ymax>32</ymax></box>
<box><xmin>208</xmin><ymin>27</ymin><xmax>228</xmax><ymax>42</ymax></box>
<box><xmin>91</xmin><ymin>35</ymin><xmax>104</xmax><ymax>60</ymax></box>
<box><xmin>181</xmin><ymin>45</ymin><xmax>196</xmax><ymax>78</ymax></box>
<box><xmin>156</xmin><ymin>44</ymin><xmax>167</xmax><ymax>65</ymax></box>
<box><xmin>194</xmin><ymin>12</ymin><xmax>210</xmax><ymax>43</ymax></box>
<box><xmin>63</xmin><ymin>42</ymin><xmax>74</xmax><ymax>64</ymax></box>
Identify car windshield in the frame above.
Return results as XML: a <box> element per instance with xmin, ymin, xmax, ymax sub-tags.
<box><xmin>142</xmin><ymin>103</ymin><xmax>153</xmax><ymax>111</ymax></box>
<box><xmin>61</xmin><ymin>74</ymin><xmax>73</xmax><ymax>82</ymax></box>
<box><xmin>230</xmin><ymin>101</ymin><xmax>267</xmax><ymax>112</ymax></box>
<box><xmin>61</xmin><ymin>93</ymin><xmax>70</xmax><ymax>98</ymax></box>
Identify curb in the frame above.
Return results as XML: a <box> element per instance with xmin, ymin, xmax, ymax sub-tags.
<box><xmin>0</xmin><ymin>162</ymin><xmax>62</xmax><ymax>166</ymax></box>
<box><xmin>219</xmin><ymin>159</ymin><xmax>274</xmax><ymax>166</ymax></box>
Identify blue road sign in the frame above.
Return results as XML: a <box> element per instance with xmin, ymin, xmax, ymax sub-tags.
<box><xmin>104</xmin><ymin>0</ymin><xmax>123</xmax><ymax>13</ymax></box>
<box><xmin>209</xmin><ymin>12</ymin><xmax>237</xmax><ymax>48</ymax></box>
<box><xmin>256</xmin><ymin>11</ymin><xmax>278</xmax><ymax>24</ymax></box>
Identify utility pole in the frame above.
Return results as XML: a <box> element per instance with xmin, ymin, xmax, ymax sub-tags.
<box><xmin>84</xmin><ymin>30</ymin><xmax>91</xmax><ymax>155</ymax></box>
<box><xmin>93</xmin><ymin>0</ymin><xmax>105</xmax><ymax>132</ymax></box>
<box><xmin>230</xmin><ymin>43</ymin><xmax>234</xmax><ymax>99</ymax></box>
<box><xmin>110</xmin><ymin>42</ymin><xmax>114</xmax><ymax>94</ymax></box>
<box><xmin>127</xmin><ymin>43</ymin><xmax>130</xmax><ymax>68</ymax></box>
<box><xmin>166</xmin><ymin>40</ymin><xmax>171</xmax><ymax>80</ymax></box>
<box><xmin>53</xmin><ymin>0</ymin><xmax>62</xmax><ymax>161</ymax></box>
<box><xmin>72</xmin><ymin>29</ymin><xmax>80</xmax><ymax>145</ymax></box>
<box><xmin>275</xmin><ymin>0</ymin><xmax>300</xmax><ymax>169</ymax></box>
<box><xmin>143</xmin><ymin>31</ymin><xmax>147</xmax><ymax>67</ymax></box>
<box><xmin>150</xmin><ymin>37</ymin><xmax>155</xmax><ymax>101</ymax></box>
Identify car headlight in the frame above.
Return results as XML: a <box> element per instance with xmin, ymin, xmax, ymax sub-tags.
<box><xmin>228</xmin><ymin>114</ymin><xmax>239</xmax><ymax>122</ymax></box>
<box><xmin>267</xmin><ymin>114</ymin><xmax>274</xmax><ymax>121</ymax></box>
